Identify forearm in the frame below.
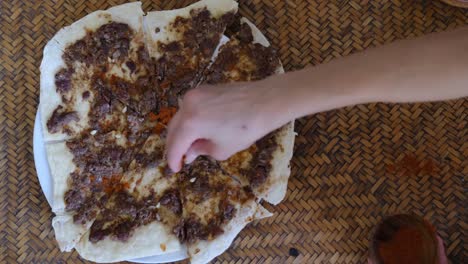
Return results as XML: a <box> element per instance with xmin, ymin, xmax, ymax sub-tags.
<box><xmin>263</xmin><ymin>26</ymin><xmax>468</xmax><ymax>124</ymax></box>
<box><xmin>167</xmin><ymin>27</ymin><xmax>468</xmax><ymax>170</ymax></box>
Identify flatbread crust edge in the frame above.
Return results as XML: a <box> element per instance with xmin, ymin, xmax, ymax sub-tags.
<box><xmin>45</xmin><ymin>141</ymin><xmax>76</xmax><ymax>214</ymax></box>
<box><xmin>50</xmin><ymin>2</ymin><xmax>144</xmax><ymax>49</ymax></box>
<box><xmin>46</xmin><ymin>142</ymin><xmax>92</xmax><ymax>252</ymax></box>
<box><xmin>39</xmin><ymin>41</ymin><xmax>73</xmax><ymax>142</ymax></box>
<box><xmin>188</xmin><ymin>200</ymin><xmax>272</xmax><ymax>264</ymax></box>
<box><xmin>52</xmin><ymin>214</ymin><xmax>93</xmax><ymax>252</ymax></box>
<box><xmin>75</xmin><ymin>221</ymin><xmax>185</xmax><ymax>263</ymax></box>
<box><xmin>260</xmin><ymin>122</ymin><xmax>295</xmax><ymax>205</ymax></box>
<box><xmin>240</xmin><ymin>18</ymin><xmax>295</xmax><ymax>205</ymax></box>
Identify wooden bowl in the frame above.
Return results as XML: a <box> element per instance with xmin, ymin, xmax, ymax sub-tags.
<box><xmin>440</xmin><ymin>0</ymin><xmax>468</xmax><ymax>8</ymax></box>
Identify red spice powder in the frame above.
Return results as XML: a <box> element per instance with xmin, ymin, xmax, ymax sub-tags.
<box><xmin>387</xmin><ymin>154</ymin><xmax>438</xmax><ymax>177</ymax></box>
<box><xmin>102</xmin><ymin>175</ymin><xmax>129</xmax><ymax>194</ymax></box>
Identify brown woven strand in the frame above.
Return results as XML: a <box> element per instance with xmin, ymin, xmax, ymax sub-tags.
<box><xmin>0</xmin><ymin>0</ymin><xmax>466</xmax><ymax>263</ymax></box>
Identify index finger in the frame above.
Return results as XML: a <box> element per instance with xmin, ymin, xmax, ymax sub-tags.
<box><xmin>166</xmin><ymin>112</ymin><xmax>198</xmax><ymax>172</ymax></box>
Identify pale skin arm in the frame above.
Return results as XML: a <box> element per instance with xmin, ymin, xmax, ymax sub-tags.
<box><xmin>166</xmin><ymin>26</ymin><xmax>468</xmax><ymax>172</ymax></box>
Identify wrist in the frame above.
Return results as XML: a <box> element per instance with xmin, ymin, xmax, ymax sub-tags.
<box><xmin>254</xmin><ymin>60</ymin><xmax>374</xmax><ymax>132</ymax></box>
<box><xmin>251</xmin><ymin>76</ymin><xmax>292</xmax><ymax>134</ymax></box>
<box><xmin>281</xmin><ymin>63</ymin><xmax>372</xmax><ymax>118</ymax></box>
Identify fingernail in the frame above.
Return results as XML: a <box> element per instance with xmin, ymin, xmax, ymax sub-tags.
<box><xmin>185</xmin><ymin>153</ymin><xmax>197</xmax><ymax>164</ymax></box>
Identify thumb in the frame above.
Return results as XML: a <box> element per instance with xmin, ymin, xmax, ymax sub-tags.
<box><xmin>185</xmin><ymin>139</ymin><xmax>213</xmax><ymax>164</ymax></box>
<box><xmin>185</xmin><ymin>139</ymin><xmax>231</xmax><ymax>163</ymax></box>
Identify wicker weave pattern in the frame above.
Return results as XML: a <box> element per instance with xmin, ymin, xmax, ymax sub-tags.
<box><xmin>0</xmin><ymin>0</ymin><xmax>466</xmax><ymax>263</ymax></box>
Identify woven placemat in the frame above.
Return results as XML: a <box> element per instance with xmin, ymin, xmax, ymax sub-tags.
<box><xmin>0</xmin><ymin>0</ymin><xmax>466</xmax><ymax>263</ymax></box>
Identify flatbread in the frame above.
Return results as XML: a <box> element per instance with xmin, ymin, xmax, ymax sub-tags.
<box><xmin>162</xmin><ymin>156</ymin><xmax>265</xmax><ymax>264</ymax></box>
<box><xmin>46</xmin><ymin>131</ymin><xmax>139</xmax><ymax>252</ymax></box>
<box><xmin>71</xmin><ymin>155</ymin><xmax>188</xmax><ymax>261</ymax></box>
<box><xmin>41</xmin><ymin>1</ymin><xmax>295</xmax><ymax>262</ymax></box>
<box><xmin>241</xmin><ymin>18</ymin><xmax>284</xmax><ymax>75</ymax></box>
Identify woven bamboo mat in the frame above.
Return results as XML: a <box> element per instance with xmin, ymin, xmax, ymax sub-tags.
<box><xmin>0</xmin><ymin>0</ymin><xmax>466</xmax><ymax>263</ymax></box>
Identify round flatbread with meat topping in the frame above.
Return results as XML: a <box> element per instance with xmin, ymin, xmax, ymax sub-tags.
<box><xmin>39</xmin><ymin>0</ymin><xmax>294</xmax><ymax>263</ymax></box>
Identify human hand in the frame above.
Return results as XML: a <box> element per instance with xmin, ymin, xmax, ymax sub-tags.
<box><xmin>166</xmin><ymin>80</ymin><xmax>283</xmax><ymax>172</ymax></box>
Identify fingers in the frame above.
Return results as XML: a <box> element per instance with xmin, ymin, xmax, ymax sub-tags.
<box><xmin>166</xmin><ymin>112</ymin><xmax>197</xmax><ymax>172</ymax></box>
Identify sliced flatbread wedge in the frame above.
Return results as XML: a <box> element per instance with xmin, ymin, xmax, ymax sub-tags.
<box><xmin>74</xmin><ymin>164</ymin><xmax>184</xmax><ymax>262</ymax></box>
<box><xmin>46</xmin><ymin>127</ymin><xmax>162</xmax><ymax>250</ymax></box>
<box><xmin>40</xmin><ymin>2</ymin><xmax>146</xmax><ymax>142</ymax></box>
<box><xmin>144</xmin><ymin>0</ymin><xmax>238</xmax><ymax>107</ymax></box>
<box><xmin>207</xmin><ymin>17</ymin><xmax>295</xmax><ymax>205</ymax></box>
<box><xmin>189</xmin><ymin>200</ymin><xmax>272</xmax><ymax>264</ymax></box>
<box><xmin>171</xmin><ymin>157</ymin><xmax>272</xmax><ymax>264</ymax></box>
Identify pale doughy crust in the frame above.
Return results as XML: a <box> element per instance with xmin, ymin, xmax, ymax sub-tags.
<box><xmin>45</xmin><ymin>141</ymin><xmax>76</xmax><ymax>213</ymax></box>
<box><xmin>75</xmin><ymin>221</ymin><xmax>185</xmax><ymax>263</ymax></box>
<box><xmin>40</xmin><ymin>40</ymin><xmax>68</xmax><ymax>142</ymax></box>
<box><xmin>52</xmin><ymin>214</ymin><xmax>94</xmax><ymax>252</ymax></box>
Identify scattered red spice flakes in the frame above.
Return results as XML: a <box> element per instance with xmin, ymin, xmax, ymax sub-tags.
<box><xmin>160</xmin><ymin>81</ymin><xmax>171</xmax><ymax>89</ymax></box>
<box><xmin>153</xmin><ymin>123</ymin><xmax>165</xmax><ymax>134</ymax></box>
<box><xmin>102</xmin><ymin>175</ymin><xmax>129</xmax><ymax>194</ymax></box>
<box><xmin>148</xmin><ymin>107</ymin><xmax>178</xmax><ymax>135</ymax></box>
<box><xmin>387</xmin><ymin>154</ymin><xmax>439</xmax><ymax>177</ymax></box>
<box><xmin>157</xmin><ymin>107</ymin><xmax>177</xmax><ymax>125</ymax></box>
<box><xmin>148</xmin><ymin>112</ymin><xmax>158</xmax><ymax>121</ymax></box>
